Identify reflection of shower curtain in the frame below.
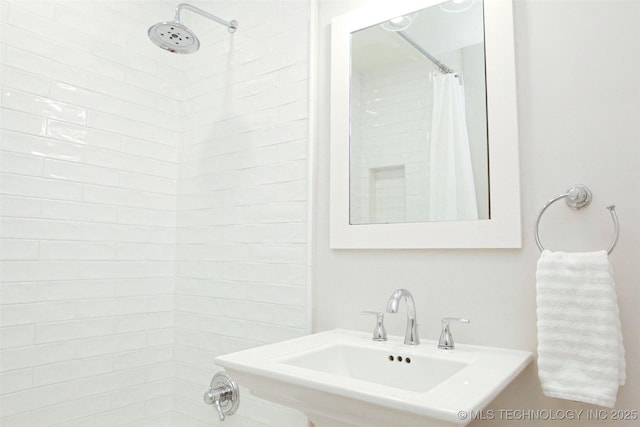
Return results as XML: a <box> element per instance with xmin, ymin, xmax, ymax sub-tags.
<box><xmin>428</xmin><ymin>73</ymin><xmax>478</xmax><ymax>221</ymax></box>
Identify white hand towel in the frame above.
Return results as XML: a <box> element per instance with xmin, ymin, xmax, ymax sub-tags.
<box><xmin>536</xmin><ymin>250</ymin><xmax>625</xmax><ymax>408</ymax></box>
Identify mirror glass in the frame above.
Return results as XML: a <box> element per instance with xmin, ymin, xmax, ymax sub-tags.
<box><xmin>349</xmin><ymin>0</ymin><xmax>487</xmax><ymax>225</ymax></box>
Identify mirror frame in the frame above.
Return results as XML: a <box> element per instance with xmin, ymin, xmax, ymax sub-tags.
<box><xmin>330</xmin><ymin>0</ymin><xmax>521</xmax><ymax>249</ymax></box>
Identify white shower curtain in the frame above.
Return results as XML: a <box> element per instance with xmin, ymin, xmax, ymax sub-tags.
<box><xmin>428</xmin><ymin>72</ymin><xmax>479</xmax><ymax>221</ymax></box>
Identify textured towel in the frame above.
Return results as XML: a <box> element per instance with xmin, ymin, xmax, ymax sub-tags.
<box><xmin>536</xmin><ymin>250</ymin><xmax>625</xmax><ymax>408</ymax></box>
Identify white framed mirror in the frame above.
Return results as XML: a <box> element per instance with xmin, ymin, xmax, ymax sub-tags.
<box><xmin>330</xmin><ymin>0</ymin><xmax>521</xmax><ymax>249</ymax></box>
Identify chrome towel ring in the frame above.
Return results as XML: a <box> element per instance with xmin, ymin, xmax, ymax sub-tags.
<box><xmin>534</xmin><ymin>184</ymin><xmax>619</xmax><ymax>255</ymax></box>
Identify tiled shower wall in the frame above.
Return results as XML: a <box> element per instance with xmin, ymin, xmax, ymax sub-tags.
<box><xmin>1</xmin><ymin>0</ymin><xmax>310</xmax><ymax>426</ymax></box>
<box><xmin>173</xmin><ymin>1</ymin><xmax>309</xmax><ymax>425</ymax></box>
<box><xmin>1</xmin><ymin>1</ymin><xmax>178</xmax><ymax>425</ymax></box>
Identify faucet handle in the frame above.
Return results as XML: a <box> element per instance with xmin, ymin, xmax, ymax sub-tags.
<box><xmin>361</xmin><ymin>311</ymin><xmax>387</xmax><ymax>341</ymax></box>
<box><xmin>438</xmin><ymin>317</ymin><xmax>470</xmax><ymax>350</ymax></box>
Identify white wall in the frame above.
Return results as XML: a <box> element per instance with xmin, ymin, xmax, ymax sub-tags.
<box><xmin>0</xmin><ymin>1</ymin><xmax>180</xmax><ymax>426</ymax></box>
<box><xmin>314</xmin><ymin>1</ymin><xmax>640</xmax><ymax>426</ymax></box>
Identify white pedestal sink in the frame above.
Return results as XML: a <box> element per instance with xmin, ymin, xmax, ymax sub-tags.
<box><xmin>215</xmin><ymin>329</ymin><xmax>532</xmax><ymax>427</ymax></box>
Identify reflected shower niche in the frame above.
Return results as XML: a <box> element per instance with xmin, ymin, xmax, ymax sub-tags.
<box><xmin>330</xmin><ymin>0</ymin><xmax>521</xmax><ymax>248</ymax></box>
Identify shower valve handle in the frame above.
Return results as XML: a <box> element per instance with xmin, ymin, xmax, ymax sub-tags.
<box><xmin>203</xmin><ymin>389</ymin><xmax>226</xmax><ymax>420</ymax></box>
<box><xmin>203</xmin><ymin>372</ymin><xmax>240</xmax><ymax>421</ymax></box>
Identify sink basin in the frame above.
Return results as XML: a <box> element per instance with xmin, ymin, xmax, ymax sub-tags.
<box><xmin>283</xmin><ymin>343</ymin><xmax>467</xmax><ymax>392</ymax></box>
<box><xmin>215</xmin><ymin>329</ymin><xmax>532</xmax><ymax>427</ymax></box>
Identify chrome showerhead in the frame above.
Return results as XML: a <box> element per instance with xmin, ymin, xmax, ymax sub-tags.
<box><xmin>148</xmin><ymin>21</ymin><xmax>199</xmax><ymax>54</ymax></box>
<box><xmin>148</xmin><ymin>3</ymin><xmax>237</xmax><ymax>54</ymax></box>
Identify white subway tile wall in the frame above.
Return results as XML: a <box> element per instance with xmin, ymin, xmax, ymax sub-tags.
<box><xmin>1</xmin><ymin>0</ymin><xmax>310</xmax><ymax>426</ymax></box>
<box><xmin>173</xmin><ymin>1</ymin><xmax>309</xmax><ymax>425</ymax></box>
<box><xmin>1</xmin><ymin>1</ymin><xmax>180</xmax><ymax>426</ymax></box>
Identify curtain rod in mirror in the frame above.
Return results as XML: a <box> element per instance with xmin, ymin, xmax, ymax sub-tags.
<box><xmin>396</xmin><ymin>31</ymin><xmax>456</xmax><ymax>74</ymax></box>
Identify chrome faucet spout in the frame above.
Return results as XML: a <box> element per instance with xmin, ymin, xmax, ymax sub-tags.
<box><xmin>386</xmin><ymin>289</ymin><xmax>419</xmax><ymax>345</ymax></box>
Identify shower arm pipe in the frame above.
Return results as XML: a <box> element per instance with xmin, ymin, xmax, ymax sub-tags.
<box><xmin>396</xmin><ymin>31</ymin><xmax>455</xmax><ymax>75</ymax></box>
<box><xmin>174</xmin><ymin>3</ymin><xmax>238</xmax><ymax>32</ymax></box>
